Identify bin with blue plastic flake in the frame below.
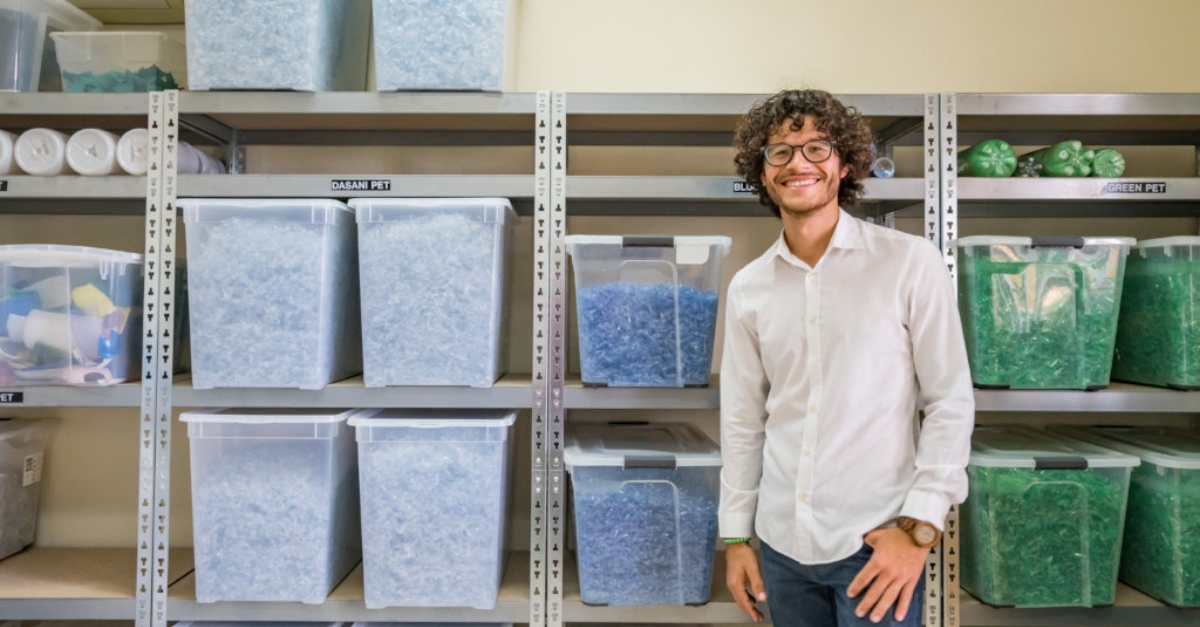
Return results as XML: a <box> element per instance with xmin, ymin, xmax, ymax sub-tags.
<box><xmin>565</xmin><ymin>422</ymin><xmax>721</xmax><ymax>606</ymax></box>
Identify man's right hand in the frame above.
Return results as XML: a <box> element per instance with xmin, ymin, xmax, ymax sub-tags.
<box><xmin>725</xmin><ymin>542</ymin><xmax>767</xmax><ymax>622</ymax></box>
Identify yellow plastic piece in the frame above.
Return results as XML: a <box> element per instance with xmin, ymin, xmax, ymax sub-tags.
<box><xmin>72</xmin><ymin>283</ymin><xmax>116</xmax><ymax>317</ymax></box>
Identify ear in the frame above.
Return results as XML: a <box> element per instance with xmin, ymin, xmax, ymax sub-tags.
<box><xmin>761</xmin><ymin>170</ymin><xmax>769</xmax><ymax>187</ymax></box>
<box><xmin>840</xmin><ymin>163</ymin><xmax>850</xmax><ymax>179</ymax></box>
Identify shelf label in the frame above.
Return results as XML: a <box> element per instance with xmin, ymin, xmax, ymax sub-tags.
<box><xmin>331</xmin><ymin>179</ymin><xmax>391</xmax><ymax>192</ymax></box>
<box><xmin>732</xmin><ymin>181</ymin><xmax>755</xmax><ymax>193</ymax></box>
<box><xmin>23</xmin><ymin>452</ymin><xmax>43</xmax><ymax>486</ymax></box>
<box><xmin>0</xmin><ymin>180</ymin><xmax>8</xmax><ymax>192</ymax></box>
<box><xmin>0</xmin><ymin>392</ymin><xmax>23</xmax><ymax>403</ymax></box>
<box><xmin>1106</xmin><ymin>181</ymin><xmax>1166</xmax><ymax>194</ymax></box>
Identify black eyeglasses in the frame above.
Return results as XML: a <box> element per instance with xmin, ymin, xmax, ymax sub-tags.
<box><xmin>762</xmin><ymin>139</ymin><xmax>838</xmax><ymax>166</ymax></box>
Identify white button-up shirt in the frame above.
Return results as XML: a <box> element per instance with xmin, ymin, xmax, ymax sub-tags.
<box><xmin>719</xmin><ymin>209</ymin><xmax>975</xmax><ymax>565</ymax></box>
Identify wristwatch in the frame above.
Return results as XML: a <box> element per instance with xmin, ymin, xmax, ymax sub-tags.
<box><xmin>896</xmin><ymin>516</ymin><xmax>942</xmax><ymax>548</ymax></box>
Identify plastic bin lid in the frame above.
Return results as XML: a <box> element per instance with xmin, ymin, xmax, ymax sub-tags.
<box><xmin>1</xmin><ymin>0</ymin><xmax>101</xmax><ymax>30</ymax></box>
<box><xmin>179</xmin><ymin>408</ymin><xmax>356</xmax><ymax>425</ymax></box>
<box><xmin>173</xmin><ymin>623</ymin><xmax>344</xmax><ymax>627</ymax></box>
<box><xmin>0</xmin><ymin>418</ymin><xmax>54</xmax><ymax>443</ymax></box>
<box><xmin>970</xmin><ymin>425</ymin><xmax>1140</xmax><ymax>469</ymax></box>
<box><xmin>1050</xmin><ymin>426</ymin><xmax>1200</xmax><ymax>470</ymax></box>
<box><xmin>565</xmin><ymin>234</ymin><xmax>732</xmax><ymax>252</ymax></box>
<box><xmin>350</xmin><ymin>623</ymin><xmax>513</xmax><ymax>627</ymax></box>
<box><xmin>563</xmin><ymin>422</ymin><xmax>721</xmax><ymax>470</ymax></box>
<box><xmin>0</xmin><ymin>244</ymin><xmax>142</xmax><ymax>266</ymax></box>
<box><xmin>1134</xmin><ymin>236</ymin><xmax>1200</xmax><ymax>249</ymax></box>
<box><xmin>348</xmin><ymin>408</ymin><xmax>518</xmax><ymax>428</ymax></box>
<box><xmin>952</xmin><ymin>235</ymin><xmax>1136</xmax><ymax>248</ymax></box>
<box><xmin>348</xmin><ymin>196</ymin><xmax>514</xmax><ymax>215</ymax></box>
<box><xmin>177</xmin><ymin>198</ymin><xmax>353</xmax><ymax>225</ymax></box>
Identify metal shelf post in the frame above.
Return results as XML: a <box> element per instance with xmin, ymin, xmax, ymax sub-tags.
<box><xmin>938</xmin><ymin>92</ymin><xmax>960</xmax><ymax>627</ymax></box>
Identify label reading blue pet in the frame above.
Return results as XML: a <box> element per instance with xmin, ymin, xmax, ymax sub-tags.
<box><xmin>0</xmin><ymin>392</ymin><xmax>23</xmax><ymax>403</ymax></box>
<box><xmin>331</xmin><ymin>179</ymin><xmax>391</xmax><ymax>192</ymax></box>
<box><xmin>732</xmin><ymin>181</ymin><xmax>755</xmax><ymax>193</ymax></box>
<box><xmin>1106</xmin><ymin>181</ymin><xmax>1166</xmax><ymax>194</ymax></box>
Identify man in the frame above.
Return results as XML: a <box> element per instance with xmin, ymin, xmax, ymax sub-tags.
<box><xmin>719</xmin><ymin>89</ymin><xmax>975</xmax><ymax>627</ymax></box>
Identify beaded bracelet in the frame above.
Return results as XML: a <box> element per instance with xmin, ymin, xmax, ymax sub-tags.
<box><xmin>723</xmin><ymin>537</ymin><xmax>751</xmax><ymax>544</ymax></box>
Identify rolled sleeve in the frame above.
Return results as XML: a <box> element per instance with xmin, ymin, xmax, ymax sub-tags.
<box><xmin>718</xmin><ymin>275</ymin><xmax>770</xmax><ymax>538</ymax></box>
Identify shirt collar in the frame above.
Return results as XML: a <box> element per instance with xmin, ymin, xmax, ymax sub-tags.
<box><xmin>771</xmin><ymin>208</ymin><xmax>864</xmax><ymax>266</ymax></box>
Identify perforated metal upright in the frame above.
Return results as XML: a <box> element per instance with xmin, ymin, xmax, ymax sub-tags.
<box><xmin>136</xmin><ymin>89</ymin><xmax>180</xmax><ymax>627</ymax></box>
<box><xmin>937</xmin><ymin>92</ymin><xmax>961</xmax><ymax>627</ymax></box>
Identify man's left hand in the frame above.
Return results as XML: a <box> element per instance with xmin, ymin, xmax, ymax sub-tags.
<box><xmin>847</xmin><ymin>527</ymin><xmax>929</xmax><ymax>623</ymax></box>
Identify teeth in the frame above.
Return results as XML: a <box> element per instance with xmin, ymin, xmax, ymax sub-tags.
<box><xmin>784</xmin><ymin>178</ymin><xmax>818</xmax><ymax>188</ymax></box>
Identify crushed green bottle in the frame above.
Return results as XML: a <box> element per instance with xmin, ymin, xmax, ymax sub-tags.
<box><xmin>62</xmin><ymin>65</ymin><xmax>180</xmax><ymax>93</ymax></box>
<box><xmin>1090</xmin><ymin>148</ymin><xmax>1126</xmax><ymax>178</ymax></box>
<box><xmin>958</xmin><ymin>139</ymin><xmax>1018</xmax><ymax>177</ymax></box>
<box><xmin>1015</xmin><ymin>140</ymin><xmax>1095</xmax><ymax>177</ymax></box>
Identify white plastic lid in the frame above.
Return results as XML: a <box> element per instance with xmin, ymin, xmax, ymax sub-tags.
<box><xmin>1051</xmin><ymin>426</ymin><xmax>1200</xmax><ymax>471</ymax></box>
<box><xmin>349</xmin><ymin>197</ymin><xmax>515</xmax><ymax>224</ymax></box>
<box><xmin>66</xmin><ymin>129</ymin><xmax>119</xmax><ymax>176</ymax></box>
<box><xmin>0</xmin><ymin>418</ymin><xmax>54</xmax><ymax>443</ymax></box>
<box><xmin>348</xmin><ymin>408</ymin><xmax>518</xmax><ymax>428</ymax></box>
<box><xmin>0</xmin><ymin>130</ymin><xmax>16</xmax><ymax>175</ymax></box>
<box><xmin>177</xmin><ymin>198</ymin><xmax>354</xmax><ymax>225</ymax></box>
<box><xmin>14</xmin><ymin>128</ymin><xmax>68</xmax><ymax>176</ymax></box>
<box><xmin>180</xmin><ymin>408</ymin><xmax>356</xmax><ymax>425</ymax></box>
<box><xmin>970</xmin><ymin>425</ymin><xmax>1140</xmax><ymax>469</ymax></box>
<box><xmin>0</xmin><ymin>243</ymin><xmax>142</xmax><ymax>266</ymax></box>
<box><xmin>565</xmin><ymin>235</ymin><xmax>731</xmax><ymax>266</ymax></box>
<box><xmin>116</xmin><ymin>128</ymin><xmax>148</xmax><ymax>175</ymax></box>
<box><xmin>1134</xmin><ymin>236</ymin><xmax>1200</xmax><ymax>250</ymax></box>
<box><xmin>563</xmin><ymin>422</ymin><xmax>721</xmax><ymax>469</ymax></box>
<box><xmin>953</xmin><ymin>235</ymin><xmax>1136</xmax><ymax>248</ymax></box>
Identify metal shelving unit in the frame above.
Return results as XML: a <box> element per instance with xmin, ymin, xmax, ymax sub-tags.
<box><xmin>944</xmin><ymin>92</ymin><xmax>1200</xmax><ymax>627</ymax></box>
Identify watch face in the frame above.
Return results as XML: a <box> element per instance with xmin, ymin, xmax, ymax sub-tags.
<box><xmin>916</xmin><ymin>526</ymin><xmax>936</xmax><ymax>545</ymax></box>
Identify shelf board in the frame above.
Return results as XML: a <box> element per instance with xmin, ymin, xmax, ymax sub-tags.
<box><xmin>167</xmin><ymin>550</ymin><xmax>530</xmax><ymax>622</ymax></box>
<box><xmin>954</xmin><ymin>93</ymin><xmax>1200</xmax><ymax>119</ymax></box>
<box><xmin>0</xmin><ymin>94</ymin><xmax>149</xmax><ymax>131</ymax></box>
<box><xmin>960</xmin><ymin>583</ymin><xmax>1200</xmax><ymax>626</ymax></box>
<box><xmin>0</xmin><ymin>176</ymin><xmax>146</xmax><ymax>201</ymax></box>
<box><xmin>172</xmin><ymin>373</ymin><xmax>533</xmax><ymax>409</ymax></box>
<box><xmin>958</xmin><ymin>177</ymin><xmax>1200</xmax><ymax>203</ymax></box>
<box><xmin>0</xmin><ymin>546</ymin><xmax>190</xmax><ymax>620</ymax></box>
<box><xmin>0</xmin><ymin>383</ymin><xmax>143</xmax><ymax>407</ymax></box>
<box><xmin>564</xmin><ymin>376</ymin><xmax>720</xmax><ymax>410</ymax></box>
<box><xmin>563</xmin><ymin>549</ymin><xmax>755</xmax><ymax>623</ymax></box>
<box><xmin>176</xmin><ymin>174</ymin><xmax>537</xmax><ymax>201</ymax></box>
<box><xmin>974</xmin><ymin>382</ymin><xmax>1200</xmax><ymax>413</ymax></box>
<box><xmin>565</xmin><ymin>93</ymin><xmax>925</xmax><ymax>117</ymax></box>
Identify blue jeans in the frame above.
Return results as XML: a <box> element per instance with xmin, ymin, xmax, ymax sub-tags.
<box><xmin>760</xmin><ymin>541</ymin><xmax>925</xmax><ymax>627</ymax></box>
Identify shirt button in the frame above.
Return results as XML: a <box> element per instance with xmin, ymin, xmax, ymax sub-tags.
<box><xmin>810</xmin><ymin>359</ymin><xmax>819</xmax><ymax>368</ymax></box>
<box><xmin>798</xmin><ymin>492</ymin><xmax>808</xmax><ymax>502</ymax></box>
<box><xmin>808</xmin><ymin>316</ymin><xmax>817</xmax><ymax>324</ymax></box>
<box><xmin>809</xmin><ymin>404</ymin><xmax>818</xmax><ymax>412</ymax></box>
<box><xmin>804</xmin><ymin>449</ymin><xmax>813</xmax><ymax>457</ymax></box>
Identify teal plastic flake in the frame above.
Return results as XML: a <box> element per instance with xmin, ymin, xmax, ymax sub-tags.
<box><xmin>961</xmin><ymin>466</ymin><xmax>1125</xmax><ymax>607</ymax></box>
<box><xmin>1113</xmin><ymin>248</ymin><xmax>1200</xmax><ymax>389</ymax></box>
<box><xmin>1121</xmin><ymin>462</ymin><xmax>1200</xmax><ymax>606</ymax></box>
<box><xmin>62</xmin><ymin>65</ymin><xmax>179</xmax><ymax>92</ymax></box>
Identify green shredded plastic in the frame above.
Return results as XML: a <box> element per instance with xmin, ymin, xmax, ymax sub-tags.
<box><xmin>62</xmin><ymin>65</ymin><xmax>179</xmax><ymax>93</ymax></box>
<box><xmin>1120</xmin><ymin>462</ymin><xmax>1200</xmax><ymax>606</ymax></box>
<box><xmin>1113</xmin><ymin>251</ymin><xmax>1200</xmax><ymax>389</ymax></box>
<box><xmin>958</xmin><ymin>245</ymin><xmax>1127</xmax><ymax>389</ymax></box>
<box><xmin>961</xmin><ymin>466</ymin><xmax>1125</xmax><ymax>607</ymax></box>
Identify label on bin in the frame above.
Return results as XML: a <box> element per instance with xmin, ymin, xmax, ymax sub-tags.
<box><xmin>331</xmin><ymin>179</ymin><xmax>392</xmax><ymax>192</ymax></box>
<box><xmin>23</xmin><ymin>452</ymin><xmax>43</xmax><ymax>487</ymax></box>
<box><xmin>0</xmin><ymin>392</ymin><xmax>23</xmax><ymax>403</ymax></box>
<box><xmin>1105</xmin><ymin>181</ymin><xmax>1166</xmax><ymax>194</ymax></box>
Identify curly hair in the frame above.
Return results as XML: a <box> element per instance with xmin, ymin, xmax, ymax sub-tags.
<box><xmin>733</xmin><ymin>89</ymin><xmax>874</xmax><ymax>217</ymax></box>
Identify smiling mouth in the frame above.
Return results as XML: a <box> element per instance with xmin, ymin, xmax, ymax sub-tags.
<box><xmin>783</xmin><ymin>177</ymin><xmax>820</xmax><ymax>188</ymax></box>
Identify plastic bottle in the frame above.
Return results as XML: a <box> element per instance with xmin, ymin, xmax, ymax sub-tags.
<box><xmin>116</xmin><ymin>128</ymin><xmax>149</xmax><ymax>175</ymax></box>
<box><xmin>178</xmin><ymin>142</ymin><xmax>226</xmax><ymax>174</ymax></box>
<box><xmin>869</xmin><ymin>143</ymin><xmax>895</xmax><ymax>178</ymax></box>
<box><xmin>14</xmin><ymin>128</ymin><xmax>71</xmax><ymax>176</ymax></box>
<box><xmin>0</xmin><ymin>130</ymin><xmax>17</xmax><ymax>174</ymax></box>
<box><xmin>66</xmin><ymin>129</ymin><xmax>121</xmax><ymax>176</ymax></box>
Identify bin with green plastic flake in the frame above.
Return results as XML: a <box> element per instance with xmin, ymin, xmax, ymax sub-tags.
<box><xmin>1112</xmin><ymin>236</ymin><xmax>1200</xmax><ymax>390</ymax></box>
<box><xmin>1015</xmin><ymin>140</ymin><xmax>1095</xmax><ymax>177</ymax></box>
<box><xmin>958</xmin><ymin>139</ymin><xmax>1017</xmax><ymax>177</ymax></box>
<box><xmin>1051</xmin><ymin>426</ymin><xmax>1200</xmax><ymax>608</ymax></box>
<box><xmin>954</xmin><ymin>236</ymin><xmax>1134</xmax><ymax>390</ymax></box>
<box><xmin>962</xmin><ymin>425</ymin><xmax>1138</xmax><ymax>608</ymax></box>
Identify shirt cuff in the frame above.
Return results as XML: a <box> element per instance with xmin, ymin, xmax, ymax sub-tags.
<box><xmin>900</xmin><ymin>488</ymin><xmax>952</xmax><ymax>531</ymax></box>
<box><xmin>719</xmin><ymin>512</ymin><xmax>756</xmax><ymax>539</ymax></box>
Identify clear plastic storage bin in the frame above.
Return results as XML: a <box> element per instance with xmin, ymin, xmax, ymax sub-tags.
<box><xmin>185</xmin><ymin>0</ymin><xmax>369</xmax><ymax>91</ymax></box>
<box><xmin>179</xmin><ymin>199</ymin><xmax>361</xmax><ymax>389</ymax></box>
<box><xmin>371</xmin><ymin>0</ymin><xmax>515</xmax><ymax>91</ymax></box>
<box><xmin>962</xmin><ymin>425</ymin><xmax>1139</xmax><ymax>608</ymax></box>
<box><xmin>50</xmin><ymin>31</ymin><xmax>185</xmax><ymax>92</ymax></box>
<box><xmin>0</xmin><ymin>419</ymin><xmax>53</xmax><ymax>560</ymax></box>
<box><xmin>565</xmin><ymin>235</ymin><xmax>731</xmax><ymax>387</ymax></box>
<box><xmin>0</xmin><ymin>0</ymin><xmax>99</xmax><ymax>92</ymax></box>
<box><xmin>1052</xmin><ymin>426</ymin><xmax>1200</xmax><ymax>607</ymax></box>
<box><xmin>350</xmin><ymin>409</ymin><xmax>516</xmax><ymax>609</ymax></box>
<box><xmin>349</xmin><ymin>198</ymin><xmax>514</xmax><ymax>387</ymax></box>
<box><xmin>0</xmin><ymin>245</ymin><xmax>143</xmax><ymax>386</ymax></box>
<box><xmin>182</xmin><ymin>408</ymin><xmax>361</xmax><ymax>604</ymax></box>
<box><xmin>564</xmin><ymin>422</ymin><xmax>721</xmax><ymax>606</ymax></box>
<box><xmin>1113</xmin><ymin>237</ymin><xmax>1200</xmax><ymax>390</ymax></box>
<box><xmin>954</xmin><ymin>236</ymin><xmax>1134</xmax><ymax>390</ymax></box>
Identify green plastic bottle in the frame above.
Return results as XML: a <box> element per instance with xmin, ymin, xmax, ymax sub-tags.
<box><xmin>1016</xmin><ymin>141</ymin><xmax>1095</xmax><ymax>177</ymax></box>
<box><xmin>957</xmin><ymin>139</ymin><xmax>1018</xmax><ymax>177</ymax></box>
<box><xmin>1090</xmin><ymin>148</ymin><xmax>1126</xmax><ymax>178</ymax></box>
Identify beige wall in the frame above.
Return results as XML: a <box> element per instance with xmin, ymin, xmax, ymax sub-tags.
<box><xmin>16</xmin><ymin>3</ymin><xmax>1200</xmax><ymax>550</ymax></box>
